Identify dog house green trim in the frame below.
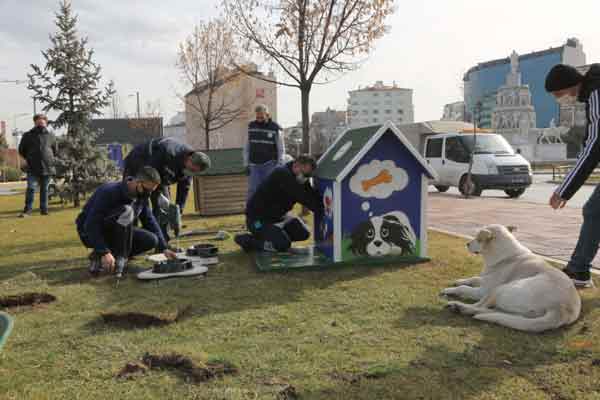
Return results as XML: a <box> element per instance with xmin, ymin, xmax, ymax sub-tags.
<box><xmin>0</xmin><ymin>312</ymin><xmax>14</xmax><ymax>352</ymax></box>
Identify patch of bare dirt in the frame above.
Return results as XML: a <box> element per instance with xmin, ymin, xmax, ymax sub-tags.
<box><xmin>117</xmin><ymin>353</ymin><xmax>237</xmax><ymax>383</ymax></box>
<box><xmin>117</xmin><ymin>362</ymin><xmax>148</xmax><ymax>379</ymax></box>
<box><xmin>101</xmin><ymin>306</ymin><xmax>193</xmax><ymax>329</ymax></box>
<box><xmin>0</xmin><ymin>292</ymin><xmax>56</xmax><ymax>309</ymax></box>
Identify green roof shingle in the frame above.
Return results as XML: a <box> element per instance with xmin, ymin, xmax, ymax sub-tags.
<box><xmin>199</xmin><ymin>148</ymin><xmax>245</xmax><ymax>176</ymax></box>
<box><xmin>315</xmin><ymin>125</ymin><xmax>382</xmax><ymax>180</ymax></box>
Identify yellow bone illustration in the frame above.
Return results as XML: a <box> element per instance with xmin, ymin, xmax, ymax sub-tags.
<box><xmin>361</xmin><ymin>169</ymin><xmax>393</xmax><ymax>192</ymax></box>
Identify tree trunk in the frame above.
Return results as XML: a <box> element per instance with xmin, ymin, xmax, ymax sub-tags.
<box><xmin>204</xmin><ymin>120</ymin><xmax>210</xmax><ymax>150</ymax></box>
<box><xmin>300</xmin><ymin>86</ymin><xmax>311</xmax><ymax>155</ymax></box>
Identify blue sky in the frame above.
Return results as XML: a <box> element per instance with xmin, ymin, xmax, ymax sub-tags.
<box><xmin>2</xmin><ymin>0</ymin><xmax>600</xmax><ymax>133</ymax></box>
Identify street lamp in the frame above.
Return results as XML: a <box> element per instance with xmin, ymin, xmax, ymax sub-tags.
<box><xmin>128</xmin><ymin>91</ymin><xmax>140</xmax><ymax>119</ymax></box>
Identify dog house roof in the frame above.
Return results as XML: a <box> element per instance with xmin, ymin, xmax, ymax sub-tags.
<box><xmin>316</xmin><ymin>121</ymin><xmax>438</xmax><ymax>182</ymax></box>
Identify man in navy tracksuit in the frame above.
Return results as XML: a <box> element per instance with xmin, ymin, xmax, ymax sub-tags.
<box><xmin>123</xmin><ymin>137</ymin><xmax>211</xmax><ymax>239</ymax></box>
<box><xmin>243</xmin><ymin>104</ymin><xmax>285</xmax><ymax>200</ymax></box>
<box><xmin>76</xmin><ymin>166</ymin><xmax>176</xmax><ymax>276</ymax></box>
<box><xmin>546</xmin><ymin>63</ymin><xmax>600</xmax><ymax>288</ymax></box>
<box><xmin>234</xmin><ymin>155</ymin><xmax>323</xmax><ymax>253</ymax></box>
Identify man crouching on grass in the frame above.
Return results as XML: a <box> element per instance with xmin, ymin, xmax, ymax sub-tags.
<box><xmin>76</xmin><ymin>166</ymin><xmax>176</xmax><ymax>276</ymax></box>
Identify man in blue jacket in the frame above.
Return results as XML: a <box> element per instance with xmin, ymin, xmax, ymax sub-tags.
<box><xmin>123</xmin><ymin>137</ymin><xmax>211</xmax><ymax>239</ymax></box>
<box><xmin>76</xmin><ymin>166</ymin><xmax>176</xmax><ymax>276</ymax></box>
<box><xmin>243</xmin><ymin>104</ymin><xmax>285</xmax><ymax>200</ymax></box>
<box><xmin>546</xmin><ymin>63</ymin><xmax>600</xmax><ymax>288</ymax></box>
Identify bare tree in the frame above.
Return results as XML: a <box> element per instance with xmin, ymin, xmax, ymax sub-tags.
<box><xmin>143</xmin><ymin>99</ymin><xmax>163</xmax><ymax>118</ymax></box>
<box><xmin>177</xmin><ymin>19</ymin><xmax>249</xmax><ymax>150</ymax></box>
<box><xmin>223</xmin><ymin>0</ymin><xmax>394</xmax><ymax>153</ymax></box>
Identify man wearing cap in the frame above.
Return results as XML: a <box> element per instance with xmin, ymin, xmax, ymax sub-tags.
<box><xmin>123</xmin><ymin>137</ymin><xmax>211</xmax><ymax>238</ymax></box>
<box><xmin>234</xmin><ymin>155</ymin><xmax>323</xmax><ymax>253</ymax></box>
<box><xmin>18</xmin><ymin>114</ymin><xmax>57</xmax><ymax>217</ymax></box>
<box><xmin>76</xmin><ymin>166</ymin><xmax>177</xmax><ymax>276</ymax></box>
<box><xmin>244</xmin><ymin>104</ymin><xmax>285</xmax><ymax>200</ymax></box>
<box><xmin>545</xmin><ymin>63</ymin><xmax>600</xmax><ymax>288</ymax></box>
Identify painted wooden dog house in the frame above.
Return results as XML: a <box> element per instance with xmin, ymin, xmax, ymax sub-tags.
<box><xmin>314</xmin><ymin>121</ymin><xmax>438</xmax><ymax>263</ymax></box>
<box><xmin>193</xmin><ymin>148</ymin><xmax>248</xmax><ymax>216</ymax></box>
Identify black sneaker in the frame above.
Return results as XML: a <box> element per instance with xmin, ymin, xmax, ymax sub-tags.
<box><xmin>41</xmin><ymin>210</ymin><xmax>49</xmax><ymax>216</ymax></box>
<box><xmin>562</xmin><ymin>268</ymin><xmax>594</xmax><ymax>288</ymax></box>
<box><xmin>19</xmin><ymin>211</ymin><xmax>32</xmax><ymax>218</ymax></box>
<box><xmin>234</xmin><ymin>233</ymin><xmax>255</xmax><ymax>253</ymax></box>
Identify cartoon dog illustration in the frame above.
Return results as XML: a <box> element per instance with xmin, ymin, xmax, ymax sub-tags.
<box><xmin>349</xmin><ymin>211</ymin><xmax>416</xmax><ymax>257</ymax></box>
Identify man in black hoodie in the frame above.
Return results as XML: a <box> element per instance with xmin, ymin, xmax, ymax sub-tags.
<box><xmin>234</xmin><ymin>155</ymin><xmax>323</xmax><ymax>253</ymax></box>
<box><xmin>18</xmin><ymin>114</ymin><xmax>57</xmax><ymax>217</ymax></box>
<box><xmin>545</xmin><ymin>63</ymin><xmax>600</xmax><ymax>288</ymax></box>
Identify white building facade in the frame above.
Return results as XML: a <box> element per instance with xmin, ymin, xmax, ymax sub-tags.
<box><xmin>442</xmin><ymin>101</ymin><xmax>465</xmax><ymax>121</ymax></box>
<box><xmin>347</xmin><ymin>81</ymin><xmax>414</xmax><ymax>129</ymax></box>
<box><xmin>163</xmin><ymin>112</ymin><xmax>187</xmax><ymax>144</ymax></box>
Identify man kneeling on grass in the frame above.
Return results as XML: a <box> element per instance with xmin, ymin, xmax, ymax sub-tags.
<box><xmin>234</xmin><ymin>155</ymin><xmax>323</xmax><ymax>253</ymax></box>
<box><xmin>76</xmin><ymin>166</ymin><xmax>176</xmax><ymax>276</ymax></box>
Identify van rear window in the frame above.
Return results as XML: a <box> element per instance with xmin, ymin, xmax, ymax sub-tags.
<box><xmin>426</xmin><ymin>138</ymin><xmax>443</xmax><ymax>158</ymax></box>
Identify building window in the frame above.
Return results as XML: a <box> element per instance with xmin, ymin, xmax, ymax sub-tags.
<box><xmin>362</xmin><ymin>110</ymin><xmax>369</xmax><ymax>114</ymax></box>
<box><xmin>373</xmin><ymin>110</ymin><xmax>379</xmax><ymax>115</ymax></box>
<box><xmin>385</xmin><ymin>109</ymin><xmax>392</xmax><ymax>114</ymax></box>
<box><xmin>373</xmin><ymin>118</ymin><xmax>378</xmax><ymax>123</ymax></box>
<box><xmin>398</xmin><ymin>109</ymin><xmax>404</xmax><ymax>114</ymax></box>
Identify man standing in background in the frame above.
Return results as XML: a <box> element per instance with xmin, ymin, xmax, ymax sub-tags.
<box><xmin>244</xmin><ymin>104</ymin><xmax>285</xmax><ymax>200</ymax></box>
<box><xmin>18</xmin><ymin>114</ymin><xmax>57</xmax><ymax>217</ymax></box>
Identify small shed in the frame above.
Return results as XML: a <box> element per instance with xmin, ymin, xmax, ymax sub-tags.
<box><xmin>314</xmin><ymin>121</ymin><xmax>438</xmax><ymax>263</ymax></box>
<box><xmin>193</xmin><ymin>148</ymin><xmax>247</xmax><ymax>216</ymax></box>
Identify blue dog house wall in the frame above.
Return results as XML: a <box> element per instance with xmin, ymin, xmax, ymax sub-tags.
<box><xmin>314</xmin><ymin>121</ymin><xmax>438</xmax><ymax>263</ymax></box>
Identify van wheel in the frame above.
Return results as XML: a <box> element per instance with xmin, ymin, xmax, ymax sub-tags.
<box><xmin>459</xmin><ymin>175</ymin><xmax>482</xmax><ymax>197</ymax></box>
<box><xmin>505</xmin><ymin>188</ymin><xmax>526</xmax><ymax>198</ymax></box>
<box><xmin>434</xmin><ymin>185</ymin><xmax>450</xmax><ymax>193</ymax></box>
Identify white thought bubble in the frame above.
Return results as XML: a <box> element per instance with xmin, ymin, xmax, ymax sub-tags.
<box><xmin>349</xmin><ymin>159</ymin><xmax>409</xmax><ymax>199</ymax></box>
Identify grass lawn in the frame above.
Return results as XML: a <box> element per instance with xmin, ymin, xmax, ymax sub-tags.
<box><xmin>1</xmin><ymin>189</ymin><xmax>600</xmax><ymax>400</ymax></box>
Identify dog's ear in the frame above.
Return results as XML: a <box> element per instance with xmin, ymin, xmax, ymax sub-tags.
<box><xmin>506</xmin><ymin>225</ymin><xmax>517</xmax><ymax>233</ymax></box>
<box><xmin>477</xmin><ymin>229</ymin><xmax>495</xmax><ymax>242</ymax></box>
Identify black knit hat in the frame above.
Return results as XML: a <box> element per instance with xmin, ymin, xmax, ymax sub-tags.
<box><xmin>545</xmin><ymin>64</ymin><xmax>583</xmax><ymax>92</ymax></box>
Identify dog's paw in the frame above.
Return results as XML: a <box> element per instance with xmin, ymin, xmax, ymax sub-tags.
<box><xmin>453</xmin><ymin>279</ymin><xmax>470</xmax><ymax>287</ymax></box>
<box><xmin>445</xmin><ymin>301</ymin><xmax>464</xmax><ymax>314</ymax></box>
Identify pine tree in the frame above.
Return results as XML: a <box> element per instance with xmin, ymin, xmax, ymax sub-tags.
<box><xmin>28</xmin><ymin>0</ymin><xmax>116</xmax><ymax>206</ymax></box>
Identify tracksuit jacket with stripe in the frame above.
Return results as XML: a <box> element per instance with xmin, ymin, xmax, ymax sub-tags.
<box><xmin>557</xmin><ymin>64</ymin><xmax>600</xmax><ymax>200</ymax></box>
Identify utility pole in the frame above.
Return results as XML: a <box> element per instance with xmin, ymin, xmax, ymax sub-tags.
<box><xmin>136</xmin><ymin>91</ymin><xmax>140</xmax><ymax>119</ymax></box>
<box><xmin>465</xmin><ymin>101</ymin><xmax>482</xmax><ymax>199</ymax></box>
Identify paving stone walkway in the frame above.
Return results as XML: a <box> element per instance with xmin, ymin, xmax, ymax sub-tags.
<box><xmin>427</xmin><ymin>193</ymin><xmax>598</xmax><ymax>266</ymax></box>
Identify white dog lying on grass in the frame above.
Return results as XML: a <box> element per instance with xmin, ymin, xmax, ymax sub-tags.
<box><xmin>440</xmin><ymin>225</ymin><xmax>581</xmax><ymax>333</ymax></box>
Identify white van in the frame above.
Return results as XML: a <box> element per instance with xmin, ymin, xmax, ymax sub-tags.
<box><xmin>424</xmin><ymin>132</ymin><xmax>532</xmax><ymax>198</ymax></box>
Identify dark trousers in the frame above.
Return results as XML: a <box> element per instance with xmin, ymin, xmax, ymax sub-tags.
<box><xmin>151</xmin><ymin>185</ymin><xmax>171</xmax><ymax>242</ymax></box>
<box><xmin>247</xmin><ymin>215</ymin><xmax>310</xmax><ymax>252</ymax></box>
<box><xmin>79</xmin><ymin>206</ymin><xmax>158</xmax><ymax>258</ymax></box>
<box><xmin>24</xmin><ymin>174</ymin><xmax>50</xmax><ymax>212</ymax></box>
<box><xmin>567</xmin><ymin>185</ymin><xmax>600</xmax><ymax>273</ymax></box>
